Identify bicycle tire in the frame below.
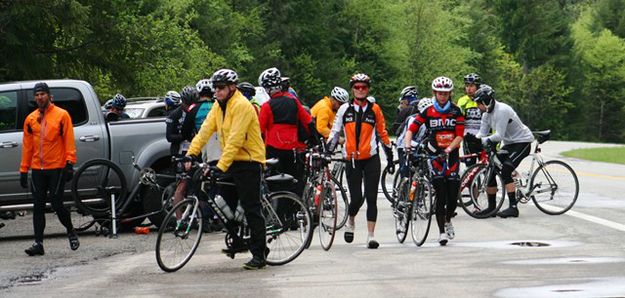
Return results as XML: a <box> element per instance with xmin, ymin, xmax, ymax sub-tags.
<box><xmin>71</xmin><ymin>158</ymin><xmax>128</xmax><ymax>217</ymax></box>
<box><xmin>301</xmin><ymin>183</ymin><xmax>315</xmax><ymax>249</ymax></box>
<box><xmin>393</xmin><ymin>179</ymin><xmax>411</xmax><ymax>243</ymax></box>
<box><xmin>381</xmin><ymin>160</ymin><xmax>401</xmax><ymax>204</ymax></box>
<box><xmin>264</xmin><ymin>191</ymin><xmax>312</xmax><ymax>266</ymax></box>
<box><xmin>331</xmin><ymin>175</ymin><xmax>349</xmax><ymax>230</ymax></box>
<box><xmin>411</xmin><ymin>178</ymin><xmax>433</xmax><ymax>246</ymax></box>
<box><xmin>467</xmin><ymin>166</ymin><xmax>506</xmax><ymax>219</ymax></box>
<box><xmin>155</xmin><ymin>197</ymin><xmax>203</xmax><ymax>272</ymax></box>
<box><xmin>530</xmin><ymin>160</ymin><xmax>579</xmax><ymax>215</ymax></box>
<box><xmin>318</xmin><ymin>182</ymin><xmax>338</xmax><ymax>251</ymax></box>
<box><xmin>458</xmin><ymin>163</ymin><xmax>487</xmax><ymax>216</ymax></box>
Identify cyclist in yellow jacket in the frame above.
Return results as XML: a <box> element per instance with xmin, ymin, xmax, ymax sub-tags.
<box><xmin>185</xmin><ymin>69</ymin><xmax>267</xmax><ymax>270</ymax></box>
<box><xmin>310</xmin><ymin>86</ymin><xmax>349</xmax><ymax>139</ymax></box>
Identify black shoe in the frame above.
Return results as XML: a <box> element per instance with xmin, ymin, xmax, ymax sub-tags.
<box><xmin>474</xmin><ymin>208</ymin><xmax>497</xmax><ymax>218</ymax></box>
<box><xmin>68</xmin><ymin>231</ymin><xmax>80</xmax><ymax>251</ymax></box>
<box><xmin>367</xmin><ymin>238</ymin><xmax>379</xmax><ymax>249</ymax></box>
<box><xmin>25</xmin><ymin>242</ymin><xmax>44</xmax><ymax>256</ymax></box>
<box><xmin>221</xmin><ymin>244</ymin><xmax>249</xmax><ymax>255</ymax></box>
<box><xmin>497</xmin><ymin>207</ymin><xmax>519</xmax><ymax>218</ymax></box>
<box><xmin>243</xmin><ymin>257</ymin><xmax>266</xmax><ymax>270</ymax></box>
<box><xmin>0</xmin><ymin>211</ymin><xmax>16</xmax><ymax>220</ymax></box>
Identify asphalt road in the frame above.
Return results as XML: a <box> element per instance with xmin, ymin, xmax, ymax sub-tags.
<box><xmin>1</xmin><ymin>140</ymin><xmax>625</xmax><ymax>297</ymax></box>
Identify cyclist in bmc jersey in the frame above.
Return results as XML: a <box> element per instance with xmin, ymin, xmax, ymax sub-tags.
<box><xmin>327</xmin><ymin>73</ymin><xmax>394</xmax><ymax>249</ymax></box>
<box><xmin>473</xmin><ymin>85</ymin><xmax>534</xmax><ymax>218</ymax></box>
<box><xmin>456</xmin><ymin>73</ymin><xmax>483</xmax><ymax>166</ymax></box>
<box><xmin>405</xmin><ymin>76</ymin><xmax>464</xmax><ymax>246</ymax></box>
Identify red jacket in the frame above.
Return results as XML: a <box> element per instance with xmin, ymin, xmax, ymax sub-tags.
<box><xmin>259</xmin><ymin>91</ymin><xmax>312</xmax><ymax>150</ymax></box>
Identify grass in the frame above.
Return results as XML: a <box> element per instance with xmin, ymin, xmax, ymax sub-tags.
<box><xmin>561</xmin><ymin>146</ymin><xmax>625</xmax><ymax>165</ymax></box>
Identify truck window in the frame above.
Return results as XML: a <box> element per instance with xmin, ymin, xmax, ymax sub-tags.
<box><xmin>26</xmin><ymin>88</ymin><xmax>88</xmax><ymax>127</ymax></box>
<box><xmin>0</xmin><ymin>90</ymin><xmax>18</xmax><ymax>132</ymax></box>
<box><xmin>147</xmin><ymin>106</ymin><xmax>166</xmax><ymax>117</ymax></box>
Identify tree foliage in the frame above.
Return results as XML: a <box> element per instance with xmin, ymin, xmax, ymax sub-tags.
<box><xmin>0</xmin><ymin>0</ymin><xmax>624</xmax><ymax>142</ymax></box>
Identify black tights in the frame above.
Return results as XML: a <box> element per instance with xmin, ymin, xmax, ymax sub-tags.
<box><xmin>31</xmin><ymin>169</ymin><xmax>74</xmax><ymax>243</ymax></box>
<box><xmin>432</xmin><ymin>176</ymin><xmax>460</xmax><ymax>234</ymax></box>
<box><xmin>345</xmin><ymin>155</ymin><xmax>381</xmax><ymax>222</ymax></box>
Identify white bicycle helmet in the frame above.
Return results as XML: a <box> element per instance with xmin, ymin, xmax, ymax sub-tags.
<box><xmin>258</xmin><ymin>67</ymin><xmax>282</xmax><ymax>88</ymax></box>
<box><xmin>431</xmin><ymin>76</ymin><xmax>454</xmax><ymax>92</ymax></box>
<box><xmin>164</xmin><ymin>90</ymin><xmax>181</xmax><ymax>107</ymax></box>
<box><xmin>196</xmin><ymin>79</ymin><xmax>213</xmax><ymax>94</ymax></box>
<box><xmin>330</xmin><ymin>86</ymin><xmax>349</xmax><ymax>103</ymax></box>
<box><xmin>400</xmin><ymin>86</ymin><xmax>418</xmax><ymax>98</ymax></box>
<box><xmin>210</xmin><ymin>69</ymin><xmax>238</xmax><ymax>85</ymax></box>
<box><xmin>349</xmin><ymin>73</ymin><xmax>371</xmax><ymax>88</ymax></box>
<box><xmin>417</xmin><ymin>97</ymin><xmax>434</xmax><ymax>113</ymax></box>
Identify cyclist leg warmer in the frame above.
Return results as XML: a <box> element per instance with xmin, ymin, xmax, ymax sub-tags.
<box><xmin>432</xmin><ymin>176</ymin><xmax>447</xmax><ymax>234</ymax></box>
<box><xmin>507</xmin><ymin>191</ymin><xmax>517</xmax><ymax>208</ymax></box>
<box><xmin>345</xmin><ymin>159</ymin><xmax>365</xmax><ymax>217</ymax></box>
<box><xmin>229</xmin><ymin>162</ymin><xmax>266</xmax><ymax>259</ymax></box>
<box><xmin>446</xmin><ymin>176</ymin><xmax>460</xmax><ymax>222</ymax></box>
<box><xmin>30</xmin><ymin>170</ymin><xmax>48</xmax><ymax>243</ymax></box>
<box><xmin>50</xmin><ymin>168</ymin><xmax>73</xmax><ymax>232</ymax></box>
<box><xmin>362</xmin><ymin>155</ymin><xmax>381</xmax><ymax>222</ymax></box>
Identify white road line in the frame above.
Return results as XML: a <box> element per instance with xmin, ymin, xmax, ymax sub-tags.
<box><xmin>566</xmin><ymin>209</ymin><xmax>625</xmax><ymax>232</ymax></box>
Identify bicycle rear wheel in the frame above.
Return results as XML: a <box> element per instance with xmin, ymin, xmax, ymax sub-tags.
<box><xmin>155</xmin><ymin>197</ymin><xmax>203</xmax><ymax>272</ymax></box>
<box><xmin>71</xmin><ymin>159</ymin><xmax>127</xmax><ymax>217</ymax></box>
<box><xmin>393</xmin><ymin>178</ymin><xmax>411</xmax><ymax>243</ymax></box>
<box><xmin>468</xmin><ymin>167</ymin><xmax>506</xmax><ymax>219</ymax></box>
<box><xmin>381</xmin><ymin>160</ymin><xmax>400</xmax><ymax>204</ymax></box>
<box><xmin>263</xmin><ymin>192</ymin><xmax>312</xmax><ymax>266</ymax></box>
<box><xmin>318</xmin><ymin>182</ymin><xmax>338</xmax><ymax>251</ymax></box>
<box><xmin>411</xmin><ymin>179</ymin><xmax>433</xmax><ymax>246</ymax></box>
<box><xmin>70</xmin><ymin>206</ymin><xmax>96</xmax><ymax>232</ymax></box>
<box><xmin>331</xmin><ymin>176</ymin><xmax>349</xmax><ymax>230</ymax></box>
<box><xmin>530</xmin><ymin>160</ymin><xmax>579</xmax><ymax>215</ymax></box>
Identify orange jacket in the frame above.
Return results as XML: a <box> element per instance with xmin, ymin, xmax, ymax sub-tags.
<box><xmin>20</xmin><ymin>103</ymin><xmax>77</xmax><ymax>172</ymax></box>
<box><xmin>310</xmin><ymin>96</ymin><xmax>336</xmax><ymax>139</ymax></box>
<box><xmin>328</xmin><ymin>100</ymin><xmax>391</xmax><ymax>160</ymax></box>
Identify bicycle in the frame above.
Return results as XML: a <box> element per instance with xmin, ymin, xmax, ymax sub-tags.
<box><xmin>467</xmin><ymin>130</ymin><xmax>579</xmax><ymax>216</ymax></box>
<box><xmin>155</xmin><ymin>159</ymin><xmax>313</xmax><ymax>272</ymax></box>
<box><xmin>70</xmin><ymin>157</ymin><xmax>176</xmax><ymax>235</ymax></box>
<box><xmin>301</xmin><ymin>146</ymin><xmax>349</xmax><ymax>250</ymax></box>
<box><xmin>381</xmin><ymin>142</ymin><xmax>401</xmax><ymax>204</ymax></box>
<box><xmin>457</xmin><ymin>151</ymin><xmax>506</xmax><ymax>219</ymax></box>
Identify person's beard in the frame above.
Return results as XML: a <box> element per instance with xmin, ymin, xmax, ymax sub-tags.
<box><xmin>37</xmin><ymin>99</ymin><xmax>50</xmax><ymax>112</ymax></box>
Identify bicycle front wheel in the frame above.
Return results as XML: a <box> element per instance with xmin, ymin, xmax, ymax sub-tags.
<box><xmin>331</xmin><ymin>176</ymin><xmax>349</xmax><ymax>230</ymax></box>
<box><xmin>458</xmin><ymin>163</ymin><xmax>487</xmax><ymax>216</ymax></box>
<box><xmin>318</xmin><ymin>182</ymin><xmax>338</xmax><ymax>251</ymax></box>
<box><xmin>381</xmin><ymin>160</ymin><xmax>400</xmax><ymax>204</ymax></box>
<box><xmin>411</xmin><ymin>179</ymin><xmax>433</xmax><ymax>246</ymax></box>
<box><xmin>530</xmin><ymin>160</ymin><xmax>579</xmax><ymax>215</ymax></box>
<box><xmin>155</xmin><ymin>197</ymin><xmax>203</xmax><ymax>272</ymax></box>
<box><xmin>393</xmin><ymin>178</ymin><xmax>411</xmax><ymax>243</ymax></box>
<box><xmin>263</xmin><ymin>192</ymin><xmax>312</xmax><ymax>266</ymax></box>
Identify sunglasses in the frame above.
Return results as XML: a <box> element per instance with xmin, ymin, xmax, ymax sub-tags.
<box><xmin>353</xmin><ymin>85</ymin><xmax>369</xmax><ymax>91</ymax></box>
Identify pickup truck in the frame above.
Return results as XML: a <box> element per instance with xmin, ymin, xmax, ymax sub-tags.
<box><xmin>0</xmin><ymin>80</ymin><xmax>172</xmax><ymax>226</ymax></box>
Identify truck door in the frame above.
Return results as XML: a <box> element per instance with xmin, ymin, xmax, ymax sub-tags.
<box><xmin>0</xmin><ymin>89</ymin><xmax>24</xmax><ymax>203</ymax></box>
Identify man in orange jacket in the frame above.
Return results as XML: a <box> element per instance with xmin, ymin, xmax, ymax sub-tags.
<box><xmin>20</xmin><ymin>82</ymin><xmax>79</xmax><ymax>256</ymax></box>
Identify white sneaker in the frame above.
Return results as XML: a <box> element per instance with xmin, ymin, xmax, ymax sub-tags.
<box><xmin>438</xmin><ymin>233</ymin><xmax>449</xmax><ymax>246</ymax></box>
<box><xmin>367</xmin><ymin>236</ymin><xmax>379</xmax><ymax>249</ymax></box>
<box><xmin>444</xmin><ymin>222</ymin><xmax>455</xmax><ymax>240</ymax></box>
<box><xmin>344</xmin><ymin>222</ymin><xmax>354</xmax><ymax>243</ymax></box>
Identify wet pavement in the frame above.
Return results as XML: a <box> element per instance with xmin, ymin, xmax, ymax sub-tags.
<box><xmin>1</xmin><ymin>141</ymin><xmax>624</xmax><ymax>297</ymax></box>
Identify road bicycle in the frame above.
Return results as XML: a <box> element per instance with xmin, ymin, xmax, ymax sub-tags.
<box><xmin>394</xmin><ymin>142</ymin><xmax>435</xmax><ymax>246</ymax></box>
<box><xmin>70</xmin><ymin>157</ymin><xmax>176</xmax><ymax>235</ymax></box>
<box><xmin>301</xmin><ymin>146</ymin><xmax>349</xmax><ymax>250</ymax></box>
<box><xmin>465</xmin><ymin>130</ymin><xmax>579</xmax><ymax>216</ymax></box>
<box><xmin>155</xmin><ymin>159</ymin><xmax>312</xmax><ymax>272</ymax></box>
